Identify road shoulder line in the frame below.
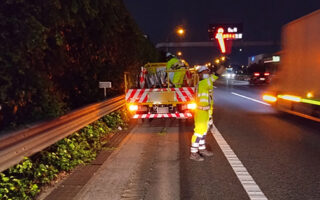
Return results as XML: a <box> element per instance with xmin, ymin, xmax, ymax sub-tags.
<box><xmin>231</xmin><ymin>92</ymin><xmax>270</xmax><ymax>106</ymax></box>
<box><xmin>211</xmin><ymin>125</ymin><xmax>268</xmax><ymax>200</ymax></box>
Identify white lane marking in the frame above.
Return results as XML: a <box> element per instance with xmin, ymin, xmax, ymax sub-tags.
<box><xmin>231</xmin><ymin>92</ymin><xmax>270</xmax><ymax>106</ymax></box>
<box><xmin>211</xmin><ymin>125</ymin><xmax>268</xmax><ymax>200</ymax></box>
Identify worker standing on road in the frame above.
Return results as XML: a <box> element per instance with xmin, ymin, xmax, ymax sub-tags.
<box><xmin>190</xmin><ymin>65</ymin><xmax>225</xmax><ymax>161</ymax></box>
<box><xmin>166</xmin><ymin>53</ymin><xmax>185</xmax><ymax>88</ymax></box>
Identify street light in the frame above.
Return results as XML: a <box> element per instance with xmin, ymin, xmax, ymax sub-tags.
<box><xmin>166</xmin><ymin>27</ymin><xmax>186</xmax><ymax>52</ymax></box>
<box><xmin>215</xmin><ymin>59</ymin><xmax>220</xmax><ymax>64</ymax></box>
<box><xmin>176</xmin><ymin>27</ymin><xmax>185</xmax><ymax>36</ymax></box>
<box><xmin>177</xmin><ymin>51</ymin><xmax>182</xmax><ymax>56</ymax></box>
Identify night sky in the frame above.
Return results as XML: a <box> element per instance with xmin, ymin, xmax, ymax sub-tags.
<box><xmin>123</xmin><ymin>0</ymin><xmax>320</xmax><ymax>65</ymax></box>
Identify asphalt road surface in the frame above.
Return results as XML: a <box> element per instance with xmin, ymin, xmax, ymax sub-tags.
<box><xmin>46</xmin><ymin>79</ymin><xmax>320</xmax><ymax>200</ymax></box>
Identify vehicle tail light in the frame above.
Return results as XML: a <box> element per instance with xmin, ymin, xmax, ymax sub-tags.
<box><xmin>187</xmin><ymin>103</ymin><xmax>197</xmax><ymax>110</ymax></box>
<box><xmin>254</xmin><ymin>72</ymin><xmax>260</xmax><ymax>76</ymax></box>
<box><xmin>264</xmin><ymin>72</ymin><xmax>270</xmax><ymax>76</ymax></box>
<box><xmin>128</xmin><ymin>105</ymin><xmax>138</xmax><ymax>111</ymax></box>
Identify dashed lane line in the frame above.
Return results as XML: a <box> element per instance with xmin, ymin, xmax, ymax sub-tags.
<box><xmin>211</xmin><ymin>125</ymin><xmax>268</xmax><ymax>200</ymax></box>
<box><xmin>231</xmin><ymin>92</ymin><xmax>270</xmax><ymax>106</ymax></box>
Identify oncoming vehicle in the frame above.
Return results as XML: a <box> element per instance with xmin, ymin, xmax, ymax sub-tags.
<box><xmin>124</xmin><ymin>63</ymin><xmax>199</xmax><ymax>120</ymax></box>
<box><xmin>222</xmin><ymin>68</ymin><xmax>235</xmax><ymax>79</ymax></box>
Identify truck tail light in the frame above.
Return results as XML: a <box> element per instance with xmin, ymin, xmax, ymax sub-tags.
<box><xmin>187</xmin><ymin>103</ymin><xmax>197</xmax><ymax>110</ymax></box>
<box><xmin>128</xmin><ymin>105</ymin><xmax>138</xmax><ymax>111</ymax></box>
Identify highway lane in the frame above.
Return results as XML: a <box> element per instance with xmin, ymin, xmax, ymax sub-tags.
<box><xmin>212</xmin><ymin>80</ymin><xmax>320</xmax><ymax>200</ymax></box>
<box><xmin>45</xmin><ymin>80</ymin><xmax>320</xmax><ymax>200</ymax></box>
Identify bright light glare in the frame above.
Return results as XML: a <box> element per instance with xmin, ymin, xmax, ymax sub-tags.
<box><xmin>187</xmin><ymin>103</ymin><xmax>197</xmax><ymax>110</ymax></box>
<box><xmin>177</xmin><ymin>28</ymin><xmax>185</xmax><ymax>35</ymax></box>
<box><xmin>278</xmin><ymin>95</ymin><xmax>301</xmax><ymax>102</ymax></box>
<box><xmin>254</xmin><ymin>72</ymin><xmax>260</xmax><ymax>76</ymax></box>
<box><xmin>264</xmin><ymin>72</ymin><xmax>270</xmax><ymax>76</ymax></box>
<box><xmin>306</xmin><ymin>92</ymin><xmax>314</xmax><ymax>98</ymax></box>
<box><xmin>221</xmin><ymin>56</ymin><xmax>226</xmax><ymax>61</ymax></box>
<box><xmin>263</xmin><ymin>94</ymin><xmax>277</xmax><ymax>103</ymax></box>
<box><xmin>129</xmin><ymin>105</ymin><xmax>138</xmax><ymax>111</ymax></box>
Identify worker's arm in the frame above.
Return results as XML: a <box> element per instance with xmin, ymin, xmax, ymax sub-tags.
<box><xmin>213</xmin><ymin>65</ymin><xmax>227</xmax><ymax>77</ymax></box>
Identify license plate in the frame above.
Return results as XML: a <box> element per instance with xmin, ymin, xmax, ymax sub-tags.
<box><xmin>260</xmin><ymin>78</ymin><xmax>266</xmax><ymax>80</ymax></box>
<box><xmin>157</xmin><ymin>107</ymin><xmax>169</xmax><ymax>114</ymax></box>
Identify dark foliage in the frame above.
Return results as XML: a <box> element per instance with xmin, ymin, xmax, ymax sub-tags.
<box><xmin>0</xmin><ymin>0</ymin><xmax>159</xmax><ymax>130</ymax></box>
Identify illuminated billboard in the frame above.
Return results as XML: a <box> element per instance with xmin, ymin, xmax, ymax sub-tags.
<box><xmin>208</xmin><ymin>23</ymin><xmax>243</xmax><ymax>40</ymax></box>
<box><xmin>208</xmin><ymin>23</ymin><xmax>243</xmax><ymax>54</ymax></box>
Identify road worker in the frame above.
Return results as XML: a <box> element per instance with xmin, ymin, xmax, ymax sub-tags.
<box><xmin>190</xmin><ymin>65</ymin><xmax>225</xmax><ymax>161</ymax></box>
<box><xmin>166</xmin><ymin>53</ymin><xmax>185</xmax><ymax>88</ymax></box>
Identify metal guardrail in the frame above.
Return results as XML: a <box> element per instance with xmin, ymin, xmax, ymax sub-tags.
<box><xmin>0</xmin><ymin>95</ymin><xmax>125</xmax><ymax>172</ymax></box>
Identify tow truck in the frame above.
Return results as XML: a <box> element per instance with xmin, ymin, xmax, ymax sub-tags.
<box><xmin>124</xmin><ymin>62</ymin><xmax>198</xmax><ymax>119</ymax></box>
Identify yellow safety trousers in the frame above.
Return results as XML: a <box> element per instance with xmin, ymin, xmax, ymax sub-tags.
<box><xmin>172</xmin><ymin>68</ymin><xmax>186</xmax><ymax>88</ymax></box>
<box><xmin>190</xmin><ymin>74</ymin><xmax>218</xmax><ymax>152</ymax></box>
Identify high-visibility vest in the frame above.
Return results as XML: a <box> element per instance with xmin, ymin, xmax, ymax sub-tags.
<box><xmin>196</xmin><ymin>74</ymin><xmax>219</xmax><ymax>108</ymax></box>
<box><xmin>166</xmin><ymin>57</ymin><xmax>180</xmax><ymax>70</ymax></box>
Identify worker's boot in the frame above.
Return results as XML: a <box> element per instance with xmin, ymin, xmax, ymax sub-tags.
<box><xmin>189</xmin><ymin>152</ymin><xmax>204</xmax><ymax>161</ymax></box>
<box><xmin>199</xmin><ymin>149</ymin><xmax>214</xmax><ymax>157</ymax></box>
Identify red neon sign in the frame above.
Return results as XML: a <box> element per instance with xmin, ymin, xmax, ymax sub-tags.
<box><xmin>215</xmin><ymin>28</ymin><xmax>226</xmax><ymax>53</ymax></box>
<box><xmin>214</xmin><ymin>27</ymin><xmax>243</xmax><ymax>54</ymax></box>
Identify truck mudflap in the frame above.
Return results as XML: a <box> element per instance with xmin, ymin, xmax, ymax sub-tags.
<box><xmin>126</xmin><ymin>87</ymin><xmax>195</xmax><ymax>103</ymax></box>
<box><xmin>133</xmin><ymin>113</ymin><xmax>192</xmax><ymax>119</ymax></box>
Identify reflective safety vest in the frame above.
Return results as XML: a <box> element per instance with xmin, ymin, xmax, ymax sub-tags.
<box><xmin>167</xmin><ymin>57</ymin><xmax>185</xmax><ymax>87</ymax></box>
<box><xmin>166</xmin><ymin>57</ymin><xmax>180</xmax><ymax>70</ymax></box>
<box><xmin>196</xmin><ymin>74</ymin><xmax>219</xmax><ymax>109</ymax></box>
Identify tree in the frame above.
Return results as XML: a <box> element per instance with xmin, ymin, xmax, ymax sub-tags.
<box><xmin>0</xmin><ymin>0</ymin><xmax>159</xmax><ymax>130</ymax></box>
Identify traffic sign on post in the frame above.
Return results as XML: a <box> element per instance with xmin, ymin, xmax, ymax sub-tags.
<box><xmin>99</xmin><ymin>82</ymin><xmax>112</xmax><ymax>97</ymax></box>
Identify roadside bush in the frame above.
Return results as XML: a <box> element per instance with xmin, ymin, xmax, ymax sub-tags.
<box><xmin>0</xmin><ymin>109</ymin><xmax>129</xmax><ymax>200</ymax></box>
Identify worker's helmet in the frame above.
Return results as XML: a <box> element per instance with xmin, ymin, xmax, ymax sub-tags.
<box><xmin>197</xmin><ymin>66</ymin><xmax>209</xmax><ymax>73</ymax></box>
<box><xmin>166</xmin><ymin>52</ymin><xmax>174</xmax><ymax>58</ymax></box>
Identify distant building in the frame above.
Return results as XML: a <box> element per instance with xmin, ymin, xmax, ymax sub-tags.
<box><xmin>248</xmin><ymin>52</ymin><xmax>281</xmax><ymax>66</ymax></box>
<box><xmin>248</xmin><ymin>52</ymin><xmax>281</xmax><ymax>73</ymax></box>
<box><xmin>248</xmin><ymin>54</ymin><xmax>265</xmax><ymax>65</ymax></box>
